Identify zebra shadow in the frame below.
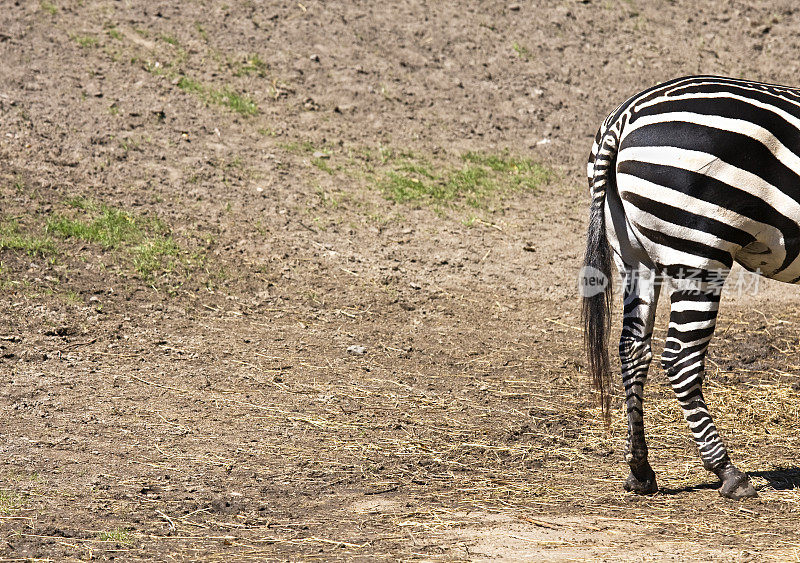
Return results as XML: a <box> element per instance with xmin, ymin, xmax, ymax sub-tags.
<box><xmin>659</xmin><ymin>481</ymin><xmax>718</xmax><ymax>495</ymax></box>
<box><xmin>749</xmin><ymin>467</ymin><xmax>800</xmax><ymax>491</ymax></box>
<box><xmin>659</xmin><ymin>466</ymin><xmax>800</xmax><ymax>495</ymax></box>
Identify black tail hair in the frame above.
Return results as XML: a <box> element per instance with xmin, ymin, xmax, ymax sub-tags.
<box><xmin>582</xmin><ymin>130</ymin><xmax>616</xmax><ymax>423</ymax></box>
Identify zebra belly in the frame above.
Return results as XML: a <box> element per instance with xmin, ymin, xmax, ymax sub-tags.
<box><xmin>737</xmin><ymin>237</ymin><xmax>800</xmax><ymax>282</ymax></box>
<box><xmin>736</xmin><ymin>239</ymin><xmax>790</xmax><ymax>280</ymax></box>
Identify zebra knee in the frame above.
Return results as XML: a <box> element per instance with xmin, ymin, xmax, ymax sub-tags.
<box><xmin>661</xmin><ymin>348</ymin><xmax>708</xmax><ymax>388</ymax></box>
<box><xmin>619</xmin><ymin>336</ymin><xmax>652</xmax><ymax>369</ymax></box>
<box><xmin>619</xmin><ymin>336</ymin><xmax>653</xmax><ymax>390</ymax></box>
<box><xmin>660</xmin><ymin>347</ymin><xmax>681</xmax><ymax>377</ymax></box>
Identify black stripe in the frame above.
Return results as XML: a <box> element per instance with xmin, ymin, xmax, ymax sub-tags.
<box><xmin>686</xmin><ymin>411</ymin><xmax>713</xmax><ymax>425</ymax></box>
<box><xmin>623</xmin><ymin>316</ymin><xmax>645</xmax><ymax>327</ymax></box>
<box><xmin>671</xmin><ymin>379</ymin><xmax>704</xmax><ymax>398</ymax></box>
<box><xmin>669</xmin><ymin>290</ymin><xmax>722</xmax><ymax>302</ymax></box>
<box><xmin>622</xmin><ymin>191</ymin><xmax>756</xmax><ymax>248</ymax></box>
<box><xmin>665</xmin><ymin>326</ymin><xmax>716</xmax><ymax>343</ymax></box>
<box><xmin>634</xmin><ymin>222</ymin><xmax>734</xmax><ymax>267</ymax></box>
<box><xmin>669</xmin><ymin>309</ymin><xmax>719</xmax><ymax>325</ymax></box>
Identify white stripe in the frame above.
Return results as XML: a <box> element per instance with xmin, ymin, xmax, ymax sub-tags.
<box><xmin>668</xmin><ymin>320</ymin><xmax>716</xmax><ymax>332</ymax></box>
<box><xmin>670</xmin><ymin>300</ymin><xmax>719</xmax><ymax>313</ymax></box>
<box><xmin>681</xmin><ymin>402</ymin><xmax>711</xmax><ymax>418</ymax></box>
<box><xmin>662</xmin><ymin>334</ymin><xmax>715</xmax><ymax>357</ymax></box>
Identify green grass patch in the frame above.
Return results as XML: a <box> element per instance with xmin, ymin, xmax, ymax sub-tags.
<box><xmin>0</xmin><ymin>491</ymin><xmax>23</xmax><ymax>515</ymax></box>
<box><xmin>177</xmin><ymin>75</ymin><xmax>258</xmax><ymax>116</ymax></box>
<box><xmin>279</xmin><ymin>140</ymin><xmax>319</xmax><ymax>154</ymax></box>
<box><xmin>133</xmin><ymin>238</ymin><xmax>180</xmax><ymax>279</ymax></box>
<box><xmin>46</xmin><ymin>201</ymin><xmax>181</xmax><ymax>280</ymax></box>
<box><xmin>461</xmin><ymin>151</ymin><xmax>552</xmax><ymax>190</ymax></box>
<box><xmin>136</xmin><ymin>43</ymin><xmax>259</xmax><ymax>116</ymax></box>
<box><xmin>276</xmin><ymin>143</ymin><xmax>552</xmax><ymax>210</ymax></box>
<box><xmin>0</xmin><ymin>220</ymin><xmax>56</xmax><ymax>256</ymax></box>
<box><xmin>376</xmin><ymin>150</ymin><xmax>553</xmax><ymax>207</ymax></box>
<box><xmin>47</xmin><ymin>206</ymin><xmax>141</xmax><ymax>247</ymax></box>
<box><xmin>64</xmin><ymin>196</ymin><xmax>94</xmax><ymax>210</ymax></box>
<box><xmin>512</xmin><ymin>42</ymin><xmax>532</xmax><ymax>61</ymax></box>
<box><xmin>177</xmin><ymin>75</ymin><xmax>203</xmax><ymax>94</ymax></box>
<box><xmin>209</xmin><ymin>88</ymin><xmax>258</xmax><ymax>116</ymax></box>
<box><xmin>234</xmin><ymin>54</ymin><xmax>268</xmax><ymax>77</ymax></box>
<box><xmin>40</xmin><ymin>0</ymin><xmax>58</xmax><ymax>15</ymax></box>
<box><xmin>97</xmin><ymin>528</ymin><xmax>133</xmax><ymax>545</ymax></box>
<box><xmin>73</xmin><ymin>35</ymin><xmax>98</xmax><ymax>48</ymax></box>
<box><xmin>311</xmin><ymin>158</ymin><xmax>335</xmax><ymax>174</ymax></box>
<box><xmin>462</xmin><ymin>151</ymin><xmax>533</xmax><ymax>171</ymax></box>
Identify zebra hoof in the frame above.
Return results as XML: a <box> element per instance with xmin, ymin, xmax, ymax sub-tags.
<box><xmin>718</xmin><ymin>467</ymin><xmax>757</xmax><ymax>500</ymax></box>
<box><xmin>624</xmin><ymin>463</ymin><xmax>658</xmax><ymax>495</ymax></box>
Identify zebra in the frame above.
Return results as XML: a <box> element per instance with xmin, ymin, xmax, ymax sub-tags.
<box><xmin>582</xmin><ymin>75</ymin><xmax>800</xmax><ymax>499</ymax></box>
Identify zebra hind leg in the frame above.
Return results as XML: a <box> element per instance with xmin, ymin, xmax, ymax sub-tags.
<box><xmin>662</xmin><ymin>286</ymin><xmax>757</xmax><ymax>499</ymax></box>
<box><xmin>619</xmin><ymin>265</ymin><xmax>660</xmax><ymax>494</ymax></box>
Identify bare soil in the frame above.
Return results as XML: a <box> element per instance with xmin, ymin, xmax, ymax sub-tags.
<box><xmin>2</xmin><ymin>1</ymin><xmax>800</xmax><ymax>561</ymax></box>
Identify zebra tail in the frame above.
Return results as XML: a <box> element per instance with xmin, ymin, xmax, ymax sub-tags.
<box><xmin>582</xmin><ymin>128</ymin><xmax>616</xmax><ymax>424</ymax></box>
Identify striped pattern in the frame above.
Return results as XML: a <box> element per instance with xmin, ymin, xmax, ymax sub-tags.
<box><xmin>586</xmin><ymin>75</ymin><xmax>800</xmax><ymax>495</ymax></box>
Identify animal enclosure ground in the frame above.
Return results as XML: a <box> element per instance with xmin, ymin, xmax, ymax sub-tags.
<box><xmin>3</xmin><ymin>0</ymin><xmax>800</xmax><ymax>560</ymax></box>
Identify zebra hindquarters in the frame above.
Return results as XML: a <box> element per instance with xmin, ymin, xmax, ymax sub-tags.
<box><xmin>612</xmin><ymin>163</ymin><xmax>757</xmax><ymax>498</ymax></box>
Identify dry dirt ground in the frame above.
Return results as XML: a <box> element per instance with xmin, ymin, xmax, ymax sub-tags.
<box><xmin>3</xmin><ymin>0</ymin><xmax>800</xmax><ymax>561</ymax></box>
